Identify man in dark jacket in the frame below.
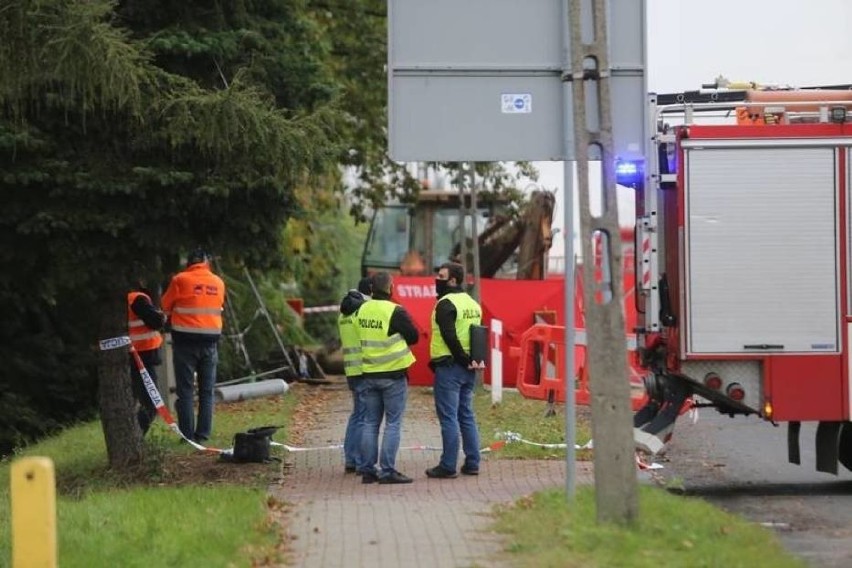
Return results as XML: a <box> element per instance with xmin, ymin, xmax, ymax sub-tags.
<box><xmin>128</xmin><ymin>280</ymin><xmax>167</xmax><ymax>436</ymax></box>
<box><xmin>338</xmin><ymin>277</ymin><xmax>372</xmax><ymax>473</ymax></box>
<box><xmin>356</xmin><ymin>271</ymin><xmax>420</xmax><ymax>484</ymax></box>
<box><xmin>426</xmin><ymin>262</ymin><xmax>483</xmax><ymax>478</ymax></box>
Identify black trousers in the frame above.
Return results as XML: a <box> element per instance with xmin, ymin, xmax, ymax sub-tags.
<box><xmin>130</xmin><ymin>348</ymin><xmax>160</xmax><ymax>435</ymax></box>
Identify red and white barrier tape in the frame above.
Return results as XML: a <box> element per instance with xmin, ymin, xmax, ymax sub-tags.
<box><xmin>270</xmin><ymin>441</ymin><xmax>341</xmax><ymax>452</ymax></box>
<box><xmin>100</xmin><ymin>334</ymin><xmax>665</xmax><ymax>471</ymax></box>
<box><xmin>494</xmin><ymin>431</ymin><xmax>664</xmax><ymax>469</ymax></box>
<box><xmin>100</xmin><ymin>334</ymin><xmax>226</xmax><ymax>455</ymax></box>
<box><xmin>636</xmin><ymin>453</ymin><xmax>664</xmax><ymax>470</ymax></box>
<box><xmin>270</xmin><ymin>441</ymin><xmax>443</xmax><ymax>452</ymax></box>
<box><xmin>99</xmin><ymin>334</ymin><xmax>432</xmax><ymax>456</ymax></box>
<box><xmin>302</xmin><ymin>305</ymin><xmax>339</xmax><ymax>314</ymax></box>
<box><xmin>494</xmin><ymin>431</ymin><xmax>594</xmax><ymax>450</ymax></box>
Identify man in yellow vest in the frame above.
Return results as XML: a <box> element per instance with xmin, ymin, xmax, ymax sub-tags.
<box><xmin>426</xmin><ymin>262</ymin><xmax>483</xmax><ymax>478</ymax></box>
<box><xmin>127</xmin><ymin>278</ymin><xmax>167</xmax><ymax>436</ymax></box>
<box><xmin>161</xmin><ymin>248</ymin><xmax>226</xmax><ymax>443</ymax></box>
<box><xmin>356</xmin><ymin>271</ymin><xmax>419</xmax><ymax>484</ymax></box>
<box><xmin>338</xmin><ymin>277</ymin><xmax>372</xmax><ymax>474</ymax></box>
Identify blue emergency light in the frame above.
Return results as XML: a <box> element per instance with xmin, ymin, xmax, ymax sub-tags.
<box><xmin>615</xmin><ymin>160</ymin><xmax>644</xmax><ymax>186</ymax></box>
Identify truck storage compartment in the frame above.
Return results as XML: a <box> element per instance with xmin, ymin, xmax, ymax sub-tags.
<box><xmin>683</xmin><ymin>146</ymin><xmax>838</xmax><ymax>354</ymax></box>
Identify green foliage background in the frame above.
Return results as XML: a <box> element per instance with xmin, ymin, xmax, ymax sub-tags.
<box><xmin>0</xmin><ymin>0</ymin><xmax>531</xmax><ymax>456</ymax></box>
<box><xmin>0</xmin><ymin>0</ymin><xmax>349</xmax><ymax>455</ymax></box>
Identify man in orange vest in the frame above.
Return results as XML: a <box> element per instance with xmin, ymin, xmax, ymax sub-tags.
<box><xmin>161</xmin><ymin>248</ymin><xmax>226</xmax><ymax>443</ymax></box>
<box><xmin>128</xmin><ymin>279</ymin><xmax>167</xmax><ymax>436</ymax></box>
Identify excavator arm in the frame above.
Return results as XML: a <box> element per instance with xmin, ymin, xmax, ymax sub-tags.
<box><xmin>457</xmin><ymin>190</ymin><xmax>555</xmax><ymax>278</ymax></box>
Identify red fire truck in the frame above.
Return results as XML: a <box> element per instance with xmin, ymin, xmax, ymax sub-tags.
<box><xmin>632</xmin><ymin>82</ymin><xmax>852</xmax><ymax>475</ymax></box>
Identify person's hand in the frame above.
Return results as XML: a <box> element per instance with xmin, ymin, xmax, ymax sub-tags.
<box><xmin>468</xmin><ymin>361</ymin><xmax>486</xmax><ymax>370</ymax></box>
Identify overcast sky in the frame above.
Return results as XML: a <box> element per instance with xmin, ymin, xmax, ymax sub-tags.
<box><xmin>536</xmin><ymin>0</ymin><xmax>852</xmax><ymax>258</ymax></box>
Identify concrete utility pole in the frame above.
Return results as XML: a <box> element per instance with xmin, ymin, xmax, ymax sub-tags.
<box><xmin>568</xmin><ymin>0</ymin><xmax>638</xmax><ymax>524</ymax></box>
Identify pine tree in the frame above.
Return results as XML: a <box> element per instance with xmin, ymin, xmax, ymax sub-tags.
<box><xmin>0</xmin><ymin>0</ymin><xmax>340</xmax><ymax>468</ymax></box>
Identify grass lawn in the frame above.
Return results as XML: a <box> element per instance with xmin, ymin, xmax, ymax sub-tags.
<box><xmin>493</xmin><ymin>485</ymin><xmax>805</xmax><ymax>568</ymax></box>
<box><xmin>478</xmin><ymin>389</ymin><xmax>803</xmax><ymax>567</ymax></box>
<box><xmin>474</xmin><ymin>387</ymin><xmax>593</xmax><ymax>460</ymax></box>
<box><xmin>1</xmin><ymin>390</ymin><xmax>301</xmax><ymax>567</ymax></box>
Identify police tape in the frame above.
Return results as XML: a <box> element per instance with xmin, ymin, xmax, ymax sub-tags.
<box><xmin>272</xmin><ymin>438</ymin><xmax>662</xmax><ymax>471</ymax></box>
<box><xmin>302</xmin><ymin>305</ymin><xmax>339</xmax><ymax>314</ymax></box>
<box><xmin>129</xmin><ymin>345</ymin><xmax>227</xmax><ymax>454</ymax></box>
<box><xmin>99</xmin><ymin>335</ymin><xmax>132</xmax><ymax>351</ymax></box>
<box><xmin>493</xmin><ymin>431</ymin><xmax>595</xmax><ymax>450</ymax></box>
<box><xmin>99</xmin><ymin>334</ymin><xmax>663</xmax><ymax>469</ymax></box>
<box><xmin>492</xmin><ymin>431</ymin><xmax>663</xmax><ymax>469</ymax></box>
<box><xmin>99</xmin><ymin>337</ymin><xmax>437</xmax><ymax>456</ymax></box>
<box><xmin>270</xmin><ymin>441</ymin><xmax>443</xmax><ymax>452</ymax></box>
<box><xmin>636</xmin><ymin>454</ymin><xmax>664</xmax><ymax>470</ymax></box>
<box><xmin>270</xmin><ymin>441</ymin><xmax>341</xmax><ymax>452</ymax></box>
<box><xmin>99</xmin><ymin>335</ymin><xmax>227</xmax><ymax>455</ymax></box>
<box><xmin>273</xmin><ymin>435</ymin><xmax>585</xmax><ymax>454</ymax></box>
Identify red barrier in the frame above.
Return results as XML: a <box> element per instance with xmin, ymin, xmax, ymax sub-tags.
<box><xmin>512</xmin><ymin>323</ymin><xmax>648</xmax><ymax>411</ymax></box>
<box><xmin>391</xmin><ymin>277</ymin><xmax>567</xmax><ymax>387</ymax></box>
<box><xmin>514</xmin><ymin>324</ymin><xmax>566</xmax><ymax>402</ymax></box>
<box><xmin>389</xmin><ymin>228</ymin><xmax>638</xmax><ymax>389</ymax></box>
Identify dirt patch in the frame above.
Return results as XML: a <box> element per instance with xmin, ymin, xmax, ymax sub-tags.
<box><xmin>152</xmin><ymin>384</ymin><xmax>334</xmax><ymax>487</ymax></box>
<box><xmin>157</xmin><ymin>452</ymin><xmax>273</xmax><ymax>486</ymax></box>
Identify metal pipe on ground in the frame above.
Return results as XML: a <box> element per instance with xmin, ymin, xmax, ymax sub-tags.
<box><xmin>215</xmin><ymin>379</ymin><xmax>289</xmax><ymax>403</ymax></box>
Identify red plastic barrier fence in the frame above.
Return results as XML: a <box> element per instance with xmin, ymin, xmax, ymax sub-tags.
<box><xmin>511</xmin><ymin>323</ymin><xmax>648</xmax><ymax>411</ymax></box>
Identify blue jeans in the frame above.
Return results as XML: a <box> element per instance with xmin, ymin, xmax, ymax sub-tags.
<box><xmin>173</xmin><ymin>341</ymin><xmax>218</xmax><ymax>441</ymax></box>
<box><xmin>357</xmin><ymin>377</ymin><xmax>408</xmax><ymax>477</ymax></box>
<box><xmin>433</xmin><ymin>364</ymin><xmax>481</xmax><ymax>472</ymax></box>
<box><xmin>344</xmin><ymin>376</ymin><xmax>367</xmax><ymax>469</ymax></box>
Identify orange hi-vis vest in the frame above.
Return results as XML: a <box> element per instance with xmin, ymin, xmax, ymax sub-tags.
<box><xmin>127</xmin><ymin>292</ymin><xmax>163</xmax><ymax>352</ymax></box>
<box><xmin>161</xmin><ymin>263</ymin><xmax>226</xmax><ymax>336</ymax></box>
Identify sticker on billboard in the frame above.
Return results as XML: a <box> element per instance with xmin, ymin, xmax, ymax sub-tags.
<box><xmin>501</xmin><ymin>93</ymin><xmax>532</xmax><ymax>114</ymax></box>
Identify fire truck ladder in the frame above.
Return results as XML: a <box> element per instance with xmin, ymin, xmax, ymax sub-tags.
<box><xmin>652</xmin><ymin>79</ymin><xmax>852</xmax><ymax>128</ymax></box>
<box><xmin>629</xmin><ymin>91</ymin><xmax>694</xmax><ymax>455</ymax></box>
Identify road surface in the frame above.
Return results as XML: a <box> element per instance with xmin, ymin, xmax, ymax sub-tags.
<box><xmin>656</xmin><ymin>410</ymin><xmax>852</xmax><ymax>567</ymax></box>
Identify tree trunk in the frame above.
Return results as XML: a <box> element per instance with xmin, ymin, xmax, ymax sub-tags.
<box><xmin>96</xmin><ymin>288</ymin><xmax>144</xmax><ymax>469</ymax></box>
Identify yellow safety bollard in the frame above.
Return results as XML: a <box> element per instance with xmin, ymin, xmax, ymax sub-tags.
<box><xmin>11</xmin><ymin>457</ymin><xmax>57</xmax><ymax>568</ymax></box>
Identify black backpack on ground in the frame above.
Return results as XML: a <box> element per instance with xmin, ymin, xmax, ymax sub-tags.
<box><xmin>224</xmin><ymin>425</ymin><xmax>281</xmax><ymax>464</ymax></box>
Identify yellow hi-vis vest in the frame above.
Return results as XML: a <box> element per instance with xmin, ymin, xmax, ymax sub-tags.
<box><xmin>357</xmin><ymin>299</ymin><xmax>415</xmax><ymax>374</ymax></box>
<box><xmin>430</xmin><ymin>292</ymin><xmax>482</xmax><ymax>360</ymax></box>
<box><xmin>338</xmin><ymin>310</ymin><xmax>363</xmax><ymax>378</ymax></box>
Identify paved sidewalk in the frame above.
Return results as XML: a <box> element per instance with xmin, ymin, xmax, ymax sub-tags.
<box><xmin>269</xmin><ymin>380</ymin><xmax>594</xmax><ymax>568</ymax></box>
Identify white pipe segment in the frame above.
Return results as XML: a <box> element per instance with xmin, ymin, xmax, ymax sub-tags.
<box><xmin>214</xmin><ymin>379</ymin><xmax>289</xmax><ymax>403</ymax></box>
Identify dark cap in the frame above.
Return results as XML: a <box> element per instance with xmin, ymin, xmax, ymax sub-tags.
<box><xmin>187</xmin><ymin>248</ymin><xmax>209</xmax><ymax>266</ymax></box>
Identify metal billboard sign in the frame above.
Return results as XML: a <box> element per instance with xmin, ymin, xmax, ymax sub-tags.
<box><xmin>388</xmin><ymin>0</ymin><xmax>646</xmax><ymax>163</ymax></box>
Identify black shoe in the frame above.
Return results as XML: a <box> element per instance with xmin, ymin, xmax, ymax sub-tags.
<box><xmin>345</xmin><ymin>464</ymin><xmax>357</xmax><ymax>474</ymax></box>
<box><xmin>460</xmin><ymin>465</ymin><xmax>479</xmax><ymax>476</ymax></box>
<box><xmin>378</xmin><ymin>470</ymin><xmax>413</xmax><ymax>484</ymax></box>
<box><xmin>425</xmin><ymin>465</ymin><xmax>458</xmax><ymax>479</ymax></box>
<box><xmin>361</xmin><ymin>471</ymin><xmax>378</xmax><ymax>484</ymax></box>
